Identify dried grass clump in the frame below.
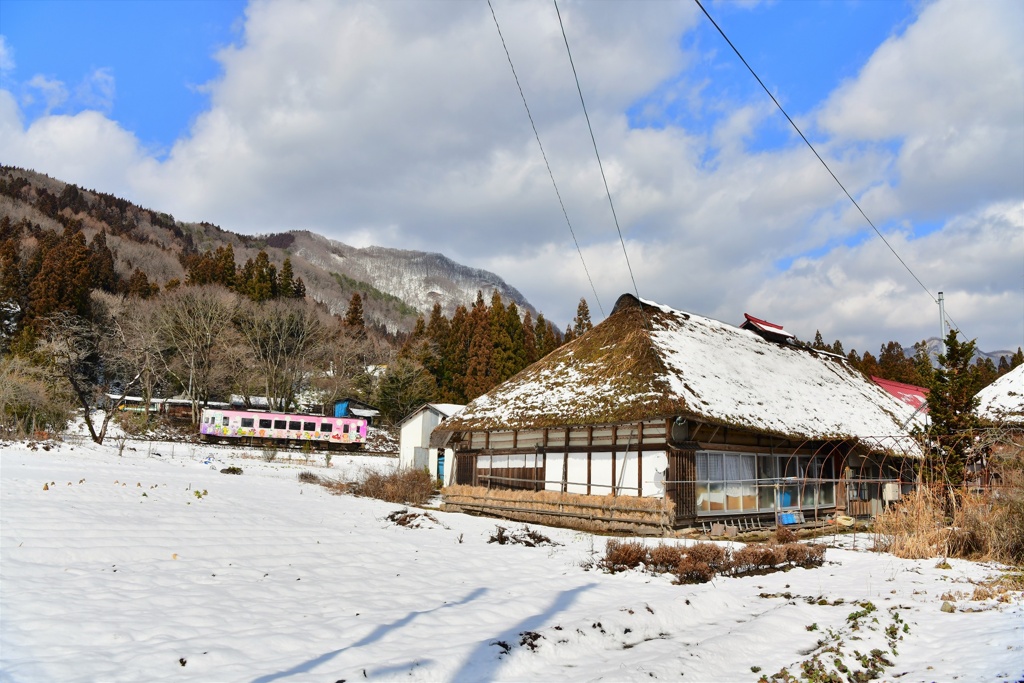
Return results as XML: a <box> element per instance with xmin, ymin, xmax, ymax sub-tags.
<box><xmin>601</xmin><ymin>539</ymin><xmax>649</xmax><ymax>573</ymax></box>
<box><xmin>297</xmin><ymin>470</ymin><xmax>321</xmax><ymax>484</ymax></box>
<box><xmin>873</xmin><ymin>488</ymin><xmax>947</xmax><ymax>559</ymax></box>
<box><xmin>990</xmin><ymin>468</ymin><xmax>1024</xmax><ymax>566</ymax></box>
<box><xmin>352</xmin><ymin>468</ymin><xmax>434</xmax><ymax>505</ymax></box>
<box><xmin>874</xmin><ymin>465</ymin><xmax>1024</xmax><ymax>565</ymax></box>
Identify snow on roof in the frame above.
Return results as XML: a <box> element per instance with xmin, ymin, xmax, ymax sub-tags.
<box><xmin>430</xmin><ymin>403</ymin><xmax>466</xmax><ymax>419</ymax></box>
<box><xmin>871</xmin><ymin>377</ymin><xmax>930</xmax><ymax>413</ymax></box>
<box><xmin>350</xmin><ymin>408</ymin><xmax>381</xmax><ymax>418</ymax></box>
<box><xmin>398</xmin><ymin>403</ymin><xmax>466</xmax><ymax>426</ymax></box>
<box><xmin>975</xmin><ymin>364</ymin><xmax>1024</xmax><ymax>424</ymax></box>
<box><xmin>444</xmin><ymin>294</ymin><xmax>921</xmax><ymax>452</ymax></box>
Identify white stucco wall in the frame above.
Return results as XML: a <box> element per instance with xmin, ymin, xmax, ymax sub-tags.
<box><xmin>398</xmin><ymin>408</ymin><xmax>455</xmax><ymax>485</ymax></box>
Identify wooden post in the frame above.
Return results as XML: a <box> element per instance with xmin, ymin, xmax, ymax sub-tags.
<box><xmin>586</xmin><ymin>426</ymin><xmax>593</xmax><ymax>495</ymax></box>
<box><xmin>637</xmin><ymin>421</ymin><xmax>644</xmax><ymax>497</ymax></box>
<box><xmin>560</xmin><ymin>427</ymin><xmax>571</xmax><ymax>493</ymax></box>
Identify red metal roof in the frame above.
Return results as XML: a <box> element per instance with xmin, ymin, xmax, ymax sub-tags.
<box><xmin>741</xmin><ymin>313</ymin><xmax>795</xmax><ymax>338</ymax></box>
<box><xmin>871</xmin><ymin>376</ymin><xmax>929</xmax><ymax>413</ymax></box>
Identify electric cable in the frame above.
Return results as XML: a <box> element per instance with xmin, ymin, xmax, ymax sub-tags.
<box><xmin>553</xmin><ymin>0</ymin><xmax>649</xmax><ymax>330</ymax></box>
<box><xmin>694</xmin><ymin>0</ymin><xmax>967</xmax><ymax>341</ymax></box>
<box><xmin>487</xmin><ymin>0</ymin><xmax>605</xmax><ymax>318</ymax></box>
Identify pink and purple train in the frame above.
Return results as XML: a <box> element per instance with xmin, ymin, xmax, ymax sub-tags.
<box><xmin>199</xmin><ymin>407</ymin><xmax>367</xmax><ymax>450</ymax></box>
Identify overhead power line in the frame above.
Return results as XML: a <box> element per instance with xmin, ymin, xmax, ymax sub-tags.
<box><xmin>487</xmin><ymin>0</ymin><xmax>605</xmax><ymax>318</ymax></box>
<box><xmin>553</xmin><ymin>0</ymin><xmax>648</xmax><ymax>327</ymax></box>
<box><xmin>693</xmin><ymin>0</ymin><xmax>966</xmax><ymax>340</ymax></box>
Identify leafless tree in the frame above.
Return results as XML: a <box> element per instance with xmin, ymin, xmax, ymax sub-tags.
<box><xmin>156</xmin><ymin>286</ymin><xmax>240</xmax><ymax>424</ymax></box>
<box><xmin>234</xmin><ymin>298</ymin><xmax>332</xmax><ymax>411</ymax></box>
<box><xmin>311</xmin><ymin>322</ymin><xmax>382</xmax><ymax>406</ymax></box>
<box><xmin>92</xmin><ymin>291</ymin><xmax>168</xmax><ymax>421</ymax></box>
<box><xmin>37</xmin><ymin>307</ymin><xmax>146</xmax><ymax>444</ymax></box>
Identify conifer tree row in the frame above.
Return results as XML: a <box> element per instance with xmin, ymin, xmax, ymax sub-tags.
<box><xmin>401</xmin><ymin>291</ymin><xmax>566</xmax><ymax>404</ymax></box>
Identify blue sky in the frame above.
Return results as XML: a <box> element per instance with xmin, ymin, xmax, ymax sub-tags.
<box><xmin>1</xmin><ymin>0</ymin><xmax>1021</xmax><ymax>352</ymax></box>
<box><xmin>1</xmin><ymin>0</ymin><xmax>245</xmax><ymax>152</ymax></box>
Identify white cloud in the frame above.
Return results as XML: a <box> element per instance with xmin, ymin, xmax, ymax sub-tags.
<box><xmin>745</xmin><ymin>201</ymin><xmax>1024</xmax><ymax>352</ymax></box>
<box><xmin>817</xmin><ymin>0</ymin><xmax>1024</xmax><ymax>221</ymax></box>
<box><xmin>0</xmin><ymin>0</ymin><xmax>1020</xmax><ymax>351</ymax></box>
<box><xmin>25</xmin><ymin>74</ymin><xmax>68</xmax><ymax>114</ymax></box>
<box><xmin>75</xmin><ymin>67</ymin><xmax>116</xmax><ymax>114</ymax></box>
<box><xmin>0</xmin><ymin>36</ymin><xmax>14</xmax><ymax>73</ymax></box>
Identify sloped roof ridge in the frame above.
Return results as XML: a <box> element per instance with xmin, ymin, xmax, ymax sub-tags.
<box><xmin>444</xmin><ymin>294</ymin><xmax>923</xmax><ymax>452</ymax></box>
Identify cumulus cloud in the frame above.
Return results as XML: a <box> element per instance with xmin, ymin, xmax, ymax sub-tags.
<box><xmin>0</xmin><ymin>0</ymin><xmax>1020</xmax><ymax>350</ymax></box>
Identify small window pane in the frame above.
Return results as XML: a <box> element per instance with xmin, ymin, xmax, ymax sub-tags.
<box><xmin>288</xmin><ymin>421</ymin><xmax>301</xmax><ymax>431</ymax></box>
<box><xmin>303</xmin><ymin>421</ymin><xmax>316</xmax><ymax>431</ymax></box>
<box><xmin>241</xmin><ymin>418</ymin><xmax>254</xmax><ymax>428</ymax></box>
<box><xmin>222</xmin><ymin>417</ymin><xmax>229</xmax><ymax>426</ymax></box>
<box><xmin>320</xmin><ymin>423</ymin><xmax>332</xmax><ymax>433</ymax></box>
<box><xmin>342</xmin><ymin>423</ymin><xmax>350</xmax><ymax>434</ymax></box>
<box><xmin>274</xmin><ymin>420</ymin><xmax>287</xmax><ymax>429</ymax></box>
<box><xmin>259</xmin><ymin>419</ymin><xmax>272</xmax><ymax>429</ymax></box>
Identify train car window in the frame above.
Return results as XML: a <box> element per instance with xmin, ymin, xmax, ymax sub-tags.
<box><xmin>303</xmin><ymin>421</ymin><xmax>316</xmax><ymax>432</ymax></box>
<box><xmin>259</xmin><ymin>419</ymin><xmax>272</xmax><ymax>428</ymax></box>
<box><xmin>274</xmin><ymin>420</ymin><xmax>287</xmax><ymax>429</ymax></box>
<box><xmin>222</xmin><ymin>417</ymin><xmax>229</xmax><ymax>426</ymax></box>
<box><xmin>241</xmin><ymin>418</ymin><xmax>254</xmax><ymax>428</ymax></box>
<box><xmin>288</xmin><ymin>421</ymin><xmax>301</xmax><ymax>431</ymax></box>
<box><xmin>342</xmin><ymin>423</ymin><xmax>349</xmax><ymax>434</ymax></box>
<box><xmin>320</xmin><ymin>423</ymin><xmax>332</xmax><ymax>433</ymax></box>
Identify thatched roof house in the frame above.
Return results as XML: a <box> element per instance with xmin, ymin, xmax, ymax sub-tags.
<box><xmin>976</xmin><ymin>364</ymin><xmax>1024</xmax><ymax>424</ymax></box>
<box><xmin>441</xmin><ymin>294</ymin><xmax>920</xmax><ymax>444</ymax></box>
<box><xmin>438</xmin><ymin>295</ymin><xmax>921</xmax><ymax>531</ymax></box>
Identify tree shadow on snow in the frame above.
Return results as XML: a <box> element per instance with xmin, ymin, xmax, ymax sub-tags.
<box><xmin>250</xmin><ymin>586</ymin><xmax>487</xmax><ymax>683</ymax></box>
<box><xmin>450</xmin><ymin>583</ymin><xmax>598</xmax><ymax>683</ymax></box>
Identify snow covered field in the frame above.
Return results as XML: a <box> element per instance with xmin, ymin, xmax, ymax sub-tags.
<box><xmin>2</xmin><ymin>438</ymin><xmax>1022</xmax><ymax>683</ymax></box>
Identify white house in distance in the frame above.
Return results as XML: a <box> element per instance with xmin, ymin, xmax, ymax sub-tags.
<box><xmin>398</xmin><ymin>403</ymin><xmax>465</xmax><ymax>484</ymax></box>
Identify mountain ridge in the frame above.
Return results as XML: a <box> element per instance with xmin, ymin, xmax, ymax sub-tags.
<box><xmin>0</xmin><ymin>166</ymin><xmax>538</xmax><ymax>333</ymax></box>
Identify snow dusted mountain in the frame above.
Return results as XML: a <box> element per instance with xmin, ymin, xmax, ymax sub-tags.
<box><xmin>287</xmin><ymin>230</ymin><xmax>536</xmax><ymax>324</ymax></box>
<box><xmin>903</xmin><ymin>337</ymin><xmax>1016</xmax><ymax>367</ymax></box>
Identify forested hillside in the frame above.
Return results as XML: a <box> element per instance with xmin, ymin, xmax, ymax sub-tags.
<box><xmin>0</xmin><ymin>166</ymin><xmax>535</xmax><ymax>333</ymax></box>
<box><xmin>0</xmin><ymin>166</ymin><xmax>569</xmax><ymax>441</ymax></box>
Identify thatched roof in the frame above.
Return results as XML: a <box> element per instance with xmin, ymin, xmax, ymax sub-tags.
<box><xmin>976</xmin><ymin>364</ymin><xmax>1024</xmax><ymax>424</ymax></box>
<box><xmin>442</xmin><ymin>295</ymin><xmax>922</xmax><ymax>446</ymax></box>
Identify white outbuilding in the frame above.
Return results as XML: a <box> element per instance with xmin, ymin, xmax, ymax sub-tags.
<box><xmin>398</xmin><ymin>403</ymin><xmax>465</xmax><ymax>485</ymax></box>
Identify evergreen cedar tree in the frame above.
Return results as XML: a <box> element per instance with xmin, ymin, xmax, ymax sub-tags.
<box><xmin>925</xmin><ymin>330</ymin><xmax>982</xmax><ymax>491</ymax></box>
<box><xmin>400</xmin><ymin>290</ymin><xmax>564</xmax><ymax>405</ymax></box>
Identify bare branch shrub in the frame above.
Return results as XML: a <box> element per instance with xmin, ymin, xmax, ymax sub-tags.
<box><xmin>647</xmin><ymin>544</ymin><xmax>685</xmax><ymax>573</ymax></box>
<box><xmin>600</xmin><ymin>539</ymin><xmax>648</xmax><ymax>573</ymax></box>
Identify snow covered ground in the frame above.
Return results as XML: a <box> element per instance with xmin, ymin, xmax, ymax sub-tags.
<box><xmin>2</xmin><ymin>437</ymin><xmax>1022</xmax><ymax>683</ymax></box>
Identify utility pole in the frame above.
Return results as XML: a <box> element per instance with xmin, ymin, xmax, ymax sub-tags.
<box><xmin>938</xmin><ymin>291</ymin><xmax>946</xmax><ymax>357</ymax></box>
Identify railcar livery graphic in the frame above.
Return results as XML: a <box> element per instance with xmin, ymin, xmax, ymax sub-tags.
<box><xmin>199</xmin><ymin>408</ymin><xmax>367</xmax><ymax>450</ymax></box>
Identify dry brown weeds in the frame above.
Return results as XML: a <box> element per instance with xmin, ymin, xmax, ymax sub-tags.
<box><xmin>874</xmin><ymin>466</ymin><xmax>1024</xmax><ymax>565</ymax></box>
